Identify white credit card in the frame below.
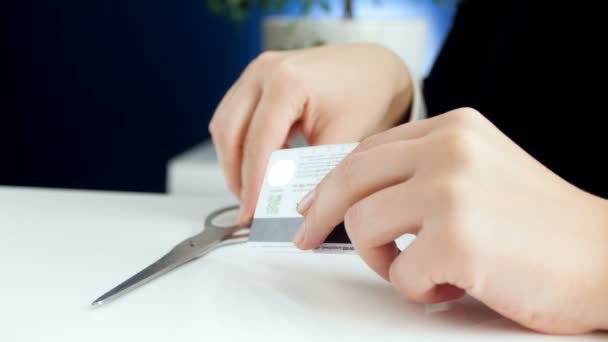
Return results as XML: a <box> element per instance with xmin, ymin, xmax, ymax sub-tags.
<box><xmin>248</xmin><ymin>143</ymin><xmax>358</xmax><ymax>254</ymax></box>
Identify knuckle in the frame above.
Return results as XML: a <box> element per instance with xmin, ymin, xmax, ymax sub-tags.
<box><xmin>208</xmin><ymin>118</ymin><xmax>216</xmax><ymax>135</ymax></box>
<box><xmin>250</xmin><ymin>50</ymin><xmax>282</xmax><ymax>71</ymax></box>
<box><xmin>268</xmin><ymin>59</ymin><xmax>299</xmax><ymax>89</ymax></box>
<box><xmin>435</xmin><ymin>128</ymin><xmax>479</xmax><ymax>169</ymax></box>
<box><xmin>209</xmin><ymin>120</ymin><xmax>231</xmax><ymax>146</ymax></box>
<box><xmin>208</xmin><ymin>117</ymin><xmax>220</xmax><ymax>136</ymax></box>
<box><xmin>445</xmin><ymin>107</ymin><xmax>483</xmax><ymax>127</ymax></box>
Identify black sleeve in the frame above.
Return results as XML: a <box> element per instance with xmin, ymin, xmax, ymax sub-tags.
<box><xmin>422</xmin><ymin>1</ymin><xmax>608</xmax><ymax>198</ymax></box>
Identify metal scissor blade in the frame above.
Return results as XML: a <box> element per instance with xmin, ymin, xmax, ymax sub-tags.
<box><xmin>91</xmin><ymin>205</ymin><xmax>248</xmax><ymax>307</ymax></box>
<box><xmin>91</xmin><ymin>244</ymin><xmax>195</xmax><ymax>307</ymax></box>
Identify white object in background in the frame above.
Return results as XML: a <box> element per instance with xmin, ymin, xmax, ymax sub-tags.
<box><xmin>263</xmin><ymin>17</ymin><xmax>429</xmax><ymax>81</ymax></box>
<box><xmin>166</xmin><ymin>137</ymin><xmax>308</xmax><ymax>196</ymax></box>
<box><xmin>2</xmin><ymin>186</ymin><xmax>605</xmax><ymax>341</ymax></box>
<box><xmin>166</xmin><ymin>140</ymin><xmax>233</xmax><ymax>197</ymax></box>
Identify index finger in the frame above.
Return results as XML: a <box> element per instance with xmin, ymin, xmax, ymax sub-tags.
<box><xmin>296</xmin><ymin>141</ymin><xmax>421</xmax><ymax>250</ymax></box>
<box><xmin>238</xmin><ymin>75</ymin><xmax>306</xmax><ymax>223</ymax></box>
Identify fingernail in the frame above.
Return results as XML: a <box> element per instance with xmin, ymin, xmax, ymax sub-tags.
<box><xmin>296</xmin><ymin>189</ymin><xmax>315</xmax><ymax>215</ymax></box>
<box><xmin>293</xmin><ymin>222</ymin><xmax>306</xmax><ymax>248</ymax></box>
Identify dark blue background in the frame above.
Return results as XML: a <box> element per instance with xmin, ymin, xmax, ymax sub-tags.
<box><xmin>3</xmin><ymin>0</ymin><xmax>262</xmax><ymax>192</ymax></box>
<box><xmin>3</xmin><ymin>0</ymin><xmax>455</xmax><ymax>193</ymax></box>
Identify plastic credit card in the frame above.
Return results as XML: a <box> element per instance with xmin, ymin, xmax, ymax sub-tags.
<box><xmin>248</xmin><ymin>143</ymin><xmax>358</xmax><ymax>253</ymax></box>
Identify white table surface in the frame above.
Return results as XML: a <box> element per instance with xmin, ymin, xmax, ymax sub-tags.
<box><xmin>1</xmin><ymin>186</ymin><xmax>605</xmax><ymax>341</ymax></box>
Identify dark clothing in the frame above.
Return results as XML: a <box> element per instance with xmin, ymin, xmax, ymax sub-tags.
<box><xmin>424</xmin><ymin>1</ymin><xmax>608</xmax><ymax>198</ymax></box>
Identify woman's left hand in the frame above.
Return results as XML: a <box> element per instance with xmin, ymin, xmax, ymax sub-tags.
<box><xmin>294</xmin><ymin>107</ymin><xmax>608</xmax><ymax>334</ymax></box>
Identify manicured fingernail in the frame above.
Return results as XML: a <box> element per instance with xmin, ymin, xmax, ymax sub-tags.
<box><xmin>296</xmin><ymin>189</ymin><xmax>315</xmax><ymax>215</ymax></box>
<box><xmin>293</xmin><ymin>222</ymin><xmax>306</xmax><ymax>248</ymax></box>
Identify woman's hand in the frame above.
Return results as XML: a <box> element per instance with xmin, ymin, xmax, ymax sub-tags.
<box><xmin>209</xmin><ymin>43</ymin><xmax>413</xmax><ymax>222</ymax></box>
<box><xmin>294</xmin><ymin>107</ymin><xmax>608</xmax><ymax>334</ymax></box>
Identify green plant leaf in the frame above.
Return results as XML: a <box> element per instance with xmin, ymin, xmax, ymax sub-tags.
<box><xmin>311</xmin><ymin>38</ymin><xmax>326</xmax><ymax>46</ymax></box>
<box><xmin>319</xmin><ymin>0</ymin><xmax>330</xmax><ymax>13</ymax></box>
<box><xmin>302</xmin><ymin>0</ymin><xmax>314</xmax><ymax>16</ymax></box>
<box><xmin>268</xmin><ymin>0</ymin><xmax>287</xmax><ymax>12</ymax></box>
<box><xmin>206</xmin><ymin>0</ymin><xmax>225</xmax><ymax>15</ymax></box>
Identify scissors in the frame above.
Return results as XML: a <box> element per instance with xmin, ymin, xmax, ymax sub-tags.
<box><xmin>91</xmin><ymin>205</ymin><xmax>250</xmax><ymax>307</ymax></box>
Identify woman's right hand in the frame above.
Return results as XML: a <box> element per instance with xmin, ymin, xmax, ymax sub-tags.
<box><xmin>293</xmin><ymin>108</ymin><xmax>608</xmax><ymax>334</ymax></box>
<box><xmin>209</xmin><ymin>43</ymin><xmax>414</xmax><ymax>223</ymax></box>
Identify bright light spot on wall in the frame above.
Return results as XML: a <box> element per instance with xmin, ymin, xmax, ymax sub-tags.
<box><xmin>279</xmin><ymin>0</ymin><xmax>458</xmax><ymax>78</ymax></box>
